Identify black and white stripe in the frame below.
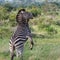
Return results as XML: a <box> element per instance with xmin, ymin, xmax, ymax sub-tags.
<box><xmin>9</xmin><ymin>25</ymin><xmax>30</xmax><ymax>60</ymax></box>
<box><xmin>9</xmin><ymin>26</ymin><xmax>27</xmax><ymax>47</ymax></box>
<box><xmin>9</xmin><ymin>9</ymin><xmax>34</xmax><ymax>60</ymax></box>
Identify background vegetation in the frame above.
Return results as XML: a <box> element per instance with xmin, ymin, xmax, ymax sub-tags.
<box><xmin>0</xmin><ymin>0</ymin><xmax>60</xmax><ymax>60</ymax></box>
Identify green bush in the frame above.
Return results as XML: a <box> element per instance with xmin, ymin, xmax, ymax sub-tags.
<box><xmin>4</xmin><ymin>3</ymin><xmax>14</xmax><ymax>12</ymax></box>
<box><xmin>27</xmin><ymin>7</ymin><xmax>41</xmax><ymax>17</ymax></box>
<box><xmin>0</xmin><ymin>6</ymin><xmax>8</xmax><ymax>20</ymax></box>
<box><xmin>0</xmin><ymin>27</ymin><xmax>12</xmax><ymax>39</ymax></box>
<box><xmin>9</xmin><ymin>11</ymin><xmax>17</xmax><ymax>26</ymax></box>
<box><xmin>45</xmin><ymin>26</ymin><xmax>57</xmax><ymax>34</ymax></box>
<box><xmin>55</xmin><ymin>20</ymin><xmax>60</xmax><ymax>26</ymax></box>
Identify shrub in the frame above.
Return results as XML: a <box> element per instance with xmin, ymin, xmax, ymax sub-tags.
<box><xmin>0</xmin><ymin>6</ymin><xmax>8</xmax><ymax>20</ymax></box>
<box><xmin>27</xmin><ymin>7</ymin><xmax>41</xmax><ymax>17</ymax></box>
<box><xmin>45</xmin><ymin>26</ymin><xmax>57</xmax><ymax>34</ymax></box>
<box><xmin>55</xmin><ymin>20</ymin><xmax>60</xmax><ymax>26</ymax></box>
<box><xmin>9</xmin><ymin>11</ymin><xmax>17</xmax><ymax>26</ymax></box>
<box><xmin>0</xmin><ymin>27</ymin><xmax>12</xmax><ymax>39</ymax></box>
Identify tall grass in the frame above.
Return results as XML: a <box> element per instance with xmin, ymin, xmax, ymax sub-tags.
<box><xmin>0</xmin><ymin>5</ymin><xmax>60</xmax><ymax>60</ymax></box>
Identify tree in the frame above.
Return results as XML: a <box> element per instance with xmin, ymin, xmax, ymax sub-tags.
<box><xmin>4</xmin><ymin>2</ymin><xmax>14</xmax><ymax>12</ymax></box>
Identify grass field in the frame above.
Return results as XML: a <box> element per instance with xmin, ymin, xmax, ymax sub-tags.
<box><xmin>0</xmin><ymin>32</ymin><xmax>60</xmax><ymax>60</ymax></box>
<box><xmin>0</xmin><ymin>2</ymin><xmax>60</xmax><ymax>60</ymax></box>
<box><xmin>0</xmin><ymin>14</ymin><xmax>60</xmax><ymax>60</ymax></box>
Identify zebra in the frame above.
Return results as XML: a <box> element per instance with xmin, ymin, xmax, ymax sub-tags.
<box><xmin>16</xmin><ymin>9</ymin><xmax>34</xmax><ymax>49</ymax></box>
<box><xmin>9</xmin><ymin>9</ymin><xmax>34</xmax><ymax>60</ymax></box>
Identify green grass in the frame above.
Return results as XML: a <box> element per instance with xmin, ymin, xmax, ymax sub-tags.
<box><xmin>0</xmin><ymin>14</ymin><xmax>60</xmax><ymax>60</ymax></box>
<box><xmin>0</xmin><ymin>36</ymin><xmax>60</xmax><ymax>60</ymax></box>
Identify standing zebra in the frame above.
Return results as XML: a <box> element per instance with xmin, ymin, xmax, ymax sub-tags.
<box><xmin>9</xmin><ymin>9</ymin><xmax>34</xmax><ymax>60</ymax></box>
<box><xmin>16</xmin><ymin>9</ymin><xmax>34</xmax><ymax>50</ymax></box>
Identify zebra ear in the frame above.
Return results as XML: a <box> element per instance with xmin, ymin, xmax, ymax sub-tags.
<box><xmin>16</xmin><ymin>9</ymin><xmax>26</xmax><ymax>23</ymax></box>
<box><xmin>18</xmin><ymin>9</ymin><xmax>26</xmax><ymax>14</ymax></box>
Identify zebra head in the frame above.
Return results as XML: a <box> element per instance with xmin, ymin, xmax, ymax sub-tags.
<box><xmin>16</xmin><ymin>9</ymin><xmax>33</xmax><ymax>23</ymax></box>
<box><xmin>20</xmin><ymin>11</ymin><xmax>33</xmax><ymax>20</ymax></box>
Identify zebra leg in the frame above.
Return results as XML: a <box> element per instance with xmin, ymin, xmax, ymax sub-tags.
<box><xmin>10</xmin><ymin>51</ymin><xmax>14</xmax><ymax>60</ymax></box>
<box><xmin>20</xmin><ymin>55</ymin><xmax>23</xmax><ymax>60</ymax></box>
<box><xmin>11</xmin><ymin>51</ymin><xmax>16</xmax><ymax>60</ymax></box>
<box><xmin>30</xmin><ymin>39</ymin><xmax>34</xmax><ymax>50</ymax></box>
<box><xmin>17</xmin><ymin>54</ymin><xmax>23</xmax><ymax>60</ymax></box>
<box><xmin>16</xmin><ymin>46</ymin><xmax>24</xmax><ymax>60</ymax></box>
<box><xmin>27</xmin><ymin>36</ymin><xmax>34</xmax><ymax>50</ymax></box>
<box><xmin>9</xmin><ymin>45</ymin><xmax>15</xmax><ymax>60</ymax></box>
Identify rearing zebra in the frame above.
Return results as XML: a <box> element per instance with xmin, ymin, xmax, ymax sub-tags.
<box><xmin>9</xmin><ymin>9</ymin><xmax>34</xmax><ymax>60</ymax></box>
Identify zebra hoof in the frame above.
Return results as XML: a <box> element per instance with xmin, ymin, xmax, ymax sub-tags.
<box><xmin>30</xmin><ymin>45</ymin><xmax>33</xmax><ymax>50</ymax></box>
<box><xmin>30</xmin><ymin>47</ymin><xmax>33</xmax><ymax>50</ymax></box>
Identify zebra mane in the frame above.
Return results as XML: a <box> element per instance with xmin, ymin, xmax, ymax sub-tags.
<box><xmin>17</xmin><ymin>9</ymin><xmax>26</xmax><ymax>14</ymax></box>
<box><xmin>16</xmin><ymin>9</ymin><xmax>26</xmax><ymax>24</ymax></box>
